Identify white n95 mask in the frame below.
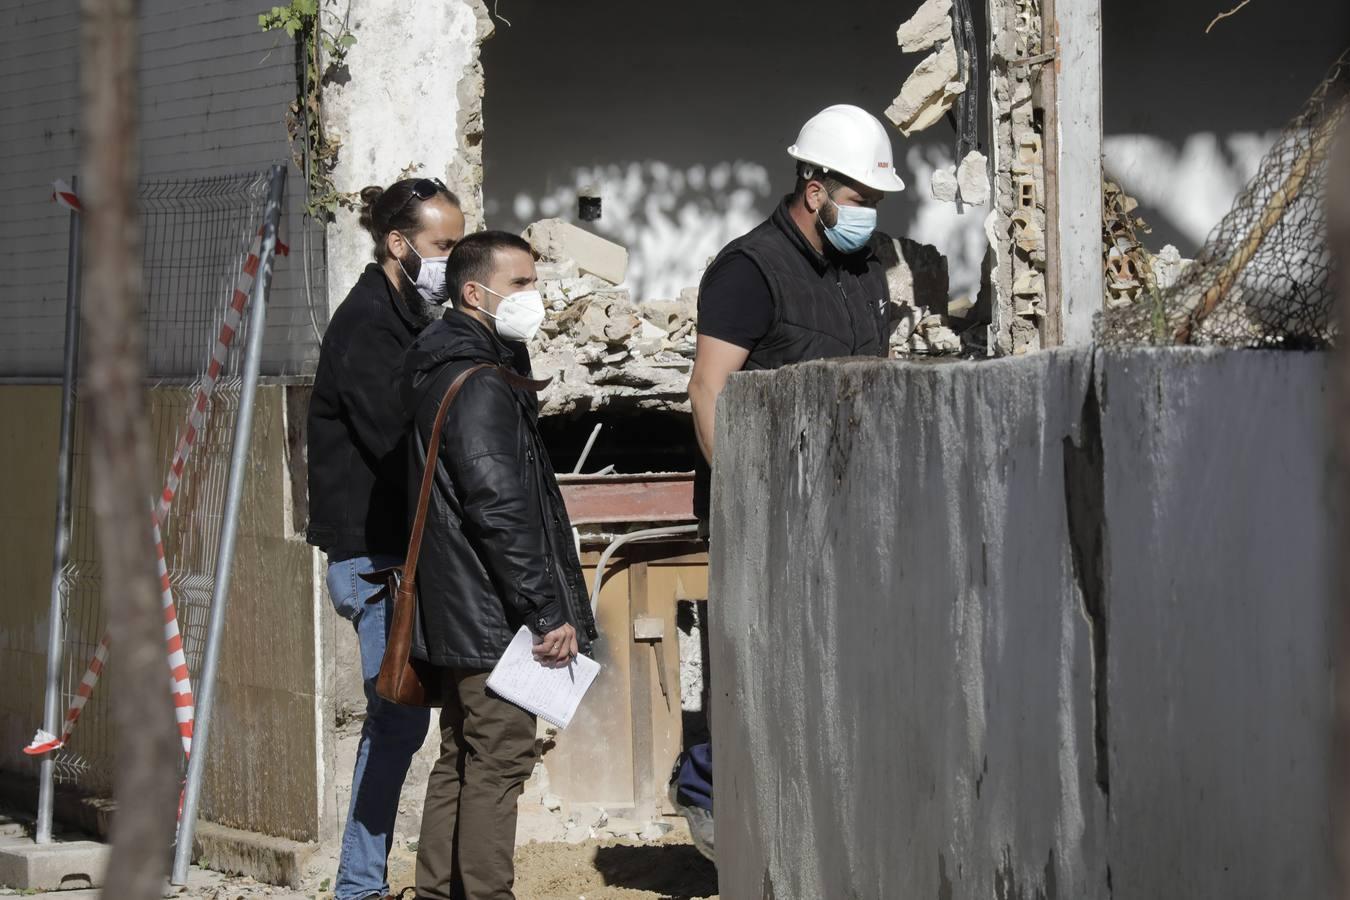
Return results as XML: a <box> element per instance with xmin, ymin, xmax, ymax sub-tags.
<box><xmin>472</xmin><ymin>283</ymin><xmax>546</xmax><ymax>342</ymax></box>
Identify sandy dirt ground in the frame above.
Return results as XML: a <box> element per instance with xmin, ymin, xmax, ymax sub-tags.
<box><xmin>513</xmin><ymin>835</ymin><xmax>717</xmax><ymax>900</ymax></box>
<box><xmin>3</xmin><ymin>836</ymin><xmax>718</xmax><ymax>900</ymax></box>
<box><xmin>0</xmin><ymin>831</ymin><xmax>718</xmax><ymax>900</ymax></box>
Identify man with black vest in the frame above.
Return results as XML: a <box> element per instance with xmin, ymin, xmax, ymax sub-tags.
<box><xmin>675</xmin><ymin>104</ymin><xmax>907</xmax><ymax>862</ymax></box>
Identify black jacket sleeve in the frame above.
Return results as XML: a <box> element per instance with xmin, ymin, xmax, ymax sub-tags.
<box><xmin>330</xmin><ymin>315</ymin><xmax>410</xmax><ymax>464</ymax></box>
<box><xmin>438</xmin><ymin>371</ymin><xmax>565</xmax><ymax>635</ymax></box>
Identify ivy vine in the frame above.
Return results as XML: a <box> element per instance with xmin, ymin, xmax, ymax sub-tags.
<box><xmin>260</xmin><ymin>1</ymin><xmax>358</xmax><ymax>221</ymax></box>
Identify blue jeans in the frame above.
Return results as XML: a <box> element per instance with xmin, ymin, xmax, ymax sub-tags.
<box><xmin>327</xmin><ymin>554</ymin><xmax>431</xmax><ymax>900</ymax></box>
<box><xmin>676</xmin><ymin>741</ymin><xmax>714</xmax><ymax>811</ymax></box>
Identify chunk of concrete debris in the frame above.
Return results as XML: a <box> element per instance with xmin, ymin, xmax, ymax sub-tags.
<box><xmin>910</xmin><ymin>314</ymin><xmax>961</xmax><ymax>355</ymax></box>
<box><xmin>633</xmin><ymin>319</ymin><xmax>668</xmax><ymax>356</ymax></box>
<box><xmin>577</xmin><ymin>298</ymin><xmax>639</xmax><ymax>347</ymax></box>
<box><xmin>948</xmin><ymin>296</ymin><xmax>975</xmax><ymax>319</ymax></box>
<box><xmin>539</xmin><ymin>275</ymin><xmax>614</xmax><ymax>308</ymax></box>
<box><xmin>601</xmin><ymin>817</ymin><xmax>643</xmax><ymax>840</ymax></box>
<box><xmin>523</xmin><ymin>218</ymin><xmax>629</xmax><ymax>285</ymax></box>
<box><xmin>641</xmin><ymin>296</ymin><xmax>697</xmax><ymax>332</ymax></box>
<box><xmin>957</xmin><ymin>151</ymin><xmax>990</xmax><ymax>205</ymax></box>
<box><xmin>886</xmin><ymin>41</ymin><xmax>963</xmax><ymax>136</ymax></box>
<box><xmin>574</xmin><ymin>343</ymin><xmax>607</xmax><ymax>365</ymax></box>
<box><xmin>1151</xmin><ymin>244</ymin><xmax>1191</xmax><ymax>291</ymax></box>
<box><xmin>639</xmin><ymin>822</ymin><xmax>674</xmax><ymax>841</ymax></box>
<box><xmin>897</xmin><ymin>0</ymin><xmax>952</xmax><ymax>53</ymax></box>
<box><xmin>535</xmin><ymin>259</ymin><xmax>578</xmax><ymax>281</ymax></box>
<box><xmin>931</xmin><ymin>166</ymin><xmax>959</xmax><ymax>203</ymax></box>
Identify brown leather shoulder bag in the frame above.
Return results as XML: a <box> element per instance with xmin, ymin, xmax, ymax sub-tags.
<box><xmin>366</xmin><ymin>362</ymin><xmax>494</xmax><ymax>707</ymax></box>
<box><xmin>364</xmin><ymin>363</ymin><xmax>552</xmax><ymax>706</ymax></box>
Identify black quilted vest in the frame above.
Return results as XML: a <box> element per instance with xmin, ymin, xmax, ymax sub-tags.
<box><xmin>717</xmin><ymin>197</ymin><xmax>889</xmax><ymax>369</ymax></box>
<box><xmin>693</xmin><ymin>198</ymin><xmax>890</xmax><ymax>519</ymax></box>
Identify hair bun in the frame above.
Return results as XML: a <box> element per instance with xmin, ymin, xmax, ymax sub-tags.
<box><xmin>358</xmin><ymin>185</ymin><xmax>385</xmax><ymax>233</ymax></box>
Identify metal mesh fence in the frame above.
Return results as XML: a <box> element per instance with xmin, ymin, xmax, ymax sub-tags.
<box><xmin>142</xmin><ymin>172</ymin><xmax>270</xmax><ymax>378</ymax></box>
<box><xmin>1099</xmin><ymin>50</ymin><xmax>1350</xmax><ymax>349</ymax></box>
<box><xmin>52</xmin><ymin>171</ymin><xmax>277</xmax><ymax>792</ymax></box>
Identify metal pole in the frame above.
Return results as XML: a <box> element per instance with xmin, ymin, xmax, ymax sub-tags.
<box><xmin>37</xmin><ymin>174</ymin><xmax>83</xmax><ymax>845</ymax></box>
<box><xmin>573</xmin><ymin>422</ymin><xmax>603</xmax><ymax>474</ymax></box>
<box><xmin>171</xmin><ymin>165</ymin><xmax>286</xmax><ymax>884</ymax></box>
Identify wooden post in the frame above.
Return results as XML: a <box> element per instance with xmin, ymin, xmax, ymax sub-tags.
<box><xmin>627</xmin><ymin>559</ymin><xmax>658</xmax><ymax>822</ymax></box>
<box><xmin>1039</xmin><ymin>0</ymin><xmax>1063</xmax><ymax>347</ymax></box>
<box><xmin>79</xmin><ymin>1</ymin><xmax>182</xmax><ymax>896</ymax></box>
<box><xmin>1042</xmin><ymin>0</ymin><xmax>1104</xmax><ymax>345</ymax></box>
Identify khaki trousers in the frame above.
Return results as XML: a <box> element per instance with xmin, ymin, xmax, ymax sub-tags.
<box><xmin>415</xmin><ymin>669</ymin><xmax>537</xmax><ymax>900</ymax></box>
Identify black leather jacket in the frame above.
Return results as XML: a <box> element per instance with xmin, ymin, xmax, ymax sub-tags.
<box><xmin>401</xmin><ymin>310</ymin><xmax>597</xmax><ymax>669</ymax></box>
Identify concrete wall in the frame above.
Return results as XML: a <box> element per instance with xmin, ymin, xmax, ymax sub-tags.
<box><xmin>195</xmin><ymin>385</ymin><xmax>322</xmax><ymax>840</ymax></box>
<box><xmin>709</xmin><ymin>348</ymin><xmax>1332</xmax><ymax>899</ymax></box>
<box><xmin>0</xmin><ymin>384</ymin><xmax>325</xmax><ymax>842</ymax></box>
<box><xmin>0</xmin><ymin>388</ymin><xmax>62</xmax><ymax>782</ymax></box>
<box><xmin>0</xmin><ymin>0</ymin><xmax>325</xmax><ymax>377</ymax></box>
<box><xmin>1096</xmin><ymin>350</ymin><xmax>1333</xmax><ymax>898</ymax></box>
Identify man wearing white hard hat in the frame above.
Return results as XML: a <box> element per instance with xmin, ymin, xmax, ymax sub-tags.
<box><xmin>673</xmin><ymin>104</ymin><xmax>906</xmax><ymax>863</ymax></box>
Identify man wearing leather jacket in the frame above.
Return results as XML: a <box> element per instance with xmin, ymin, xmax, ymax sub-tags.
<box><xmin>401</xmin><ymin>230</ymin><xmax>597</xmax><ymax>900</ymax></box>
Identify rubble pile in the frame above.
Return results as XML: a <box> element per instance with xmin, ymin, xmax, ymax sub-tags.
<box><xmin>522</xmin><ymin>223</ymin><xmax>961</xmax><ymax>417</ymax></box>
<box><xmin>875</xmin><ymin>235</ymin><xmax>962</xmax><ymax>356</ymax></box>
<box><xmin>523</xmin><ymin>220</ymin><xmax>697</xmax><ymax>417</ymax></box>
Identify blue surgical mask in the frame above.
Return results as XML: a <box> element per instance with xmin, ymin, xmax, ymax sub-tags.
<box><xmin>821</xmin><ymin>198</ymin><xmax>877</xmax><ymax>254</ymax></box>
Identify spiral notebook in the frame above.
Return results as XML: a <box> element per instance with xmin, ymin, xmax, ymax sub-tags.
<box><xmin>486</xmin><ymin>627</ymin><xmax>601</xmax><ymax>729</ymax></box>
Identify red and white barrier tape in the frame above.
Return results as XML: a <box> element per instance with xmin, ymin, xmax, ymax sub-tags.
<box><xmin>51</xmin><ymin>179</ymin><xmax>81</xmax><ymax>213</ymax></box>
<box><xmin>157</xmin><ymin>231</ymin><xmax>262</xmax><ymax>525</ymax></box>
<box><xmin>26</xmin><ymin>187</ymin><xmax>286</xmax><ymax>760</ymax></box>
<box><xmin>157</xmin><ymin>516</ymin><xmax>195</xmax><ymax>758</ymax></box>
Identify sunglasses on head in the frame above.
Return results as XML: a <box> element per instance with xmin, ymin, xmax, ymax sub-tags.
<box><xmin>391</xmin><ymin>177</ymin><xmax>448</xmax><ymax>220</ymax></box>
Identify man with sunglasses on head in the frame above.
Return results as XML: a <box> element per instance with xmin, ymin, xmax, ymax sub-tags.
<box><xmin>307</xmin><ymin>178</ymin><xmax>464</xmax><ymax>900</ymax></box>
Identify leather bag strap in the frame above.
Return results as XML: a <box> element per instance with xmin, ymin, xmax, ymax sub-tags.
<box><xmin>402</xmin><ymin>363</ymin><xmax>494</xmax><ymax>591</ymax></box>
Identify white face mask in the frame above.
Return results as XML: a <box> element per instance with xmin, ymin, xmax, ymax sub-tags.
<box><xmin>471</xmin><ymin>283</ymin><xmax>546</xmax><ymax>342</ymax></box>
<box><xmin>396</xmin><ymin>236</ymin><xmax>449</xmax><ymax>304</ymax></box>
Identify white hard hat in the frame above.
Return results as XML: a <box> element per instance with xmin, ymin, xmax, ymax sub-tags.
<box><xmin>787</xmin><ymin>104</ymin><xmax>906</xmax><ymax>193</ymax></box>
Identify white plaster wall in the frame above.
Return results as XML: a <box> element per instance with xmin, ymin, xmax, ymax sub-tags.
<box><xmin>322</xmin><ymin>0</ymin><xmax>489</xmax><ymax>314</ymax></box>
